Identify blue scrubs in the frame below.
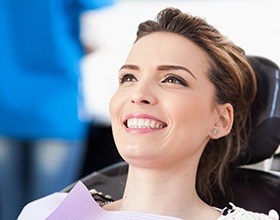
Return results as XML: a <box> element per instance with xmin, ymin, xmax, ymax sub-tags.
<box><xmin>0</xmin><ymin>0</ymin><xmax>115</xmax><ymax>219</ymax></box>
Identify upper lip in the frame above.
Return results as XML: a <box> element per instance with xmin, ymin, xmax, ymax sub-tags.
<box><xmin>123</xmin><ymin>113</ymin><xmax>168</xmax><ymax>128</ymax></box>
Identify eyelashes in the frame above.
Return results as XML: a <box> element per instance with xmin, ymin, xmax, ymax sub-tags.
<box><xmin>161</xmin><ymin>74</ymin><xmax>189</xmax><ymax>87</ymax></box>
<box><xmin>119</xmin><ymin>73</ymin><xmax>189</xmax><ymax>87</ymax></box>
<box><xmin>119</xmin><ymin>73</ymin><xmax>137</xmax><ymax>84</ymax></box>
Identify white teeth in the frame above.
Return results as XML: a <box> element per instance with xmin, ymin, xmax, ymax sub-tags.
<box><xmin>126</xmin><ymin>118</ymin><xmax>165</xmax><ymax>129</ymax></box>
<box><xmin>144</xmin><ymin>120</ymin><xmax>149</xmax><ymax>127</ymax></box>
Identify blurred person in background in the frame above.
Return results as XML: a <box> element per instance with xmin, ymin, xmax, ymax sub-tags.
<box><xmin>0</xmin><ymin>0</ymin><xmax>115</xmax><ymax>219</ymax></box>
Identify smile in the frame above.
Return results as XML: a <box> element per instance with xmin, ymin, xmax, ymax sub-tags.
<box><xmin>125</xmin><ymin>118</ymin><xmax>167</xmax><ymax>129</ymax></box>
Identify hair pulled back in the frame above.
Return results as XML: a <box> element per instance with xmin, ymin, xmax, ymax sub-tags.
<box><xmin>135</xmin><ymin>7</ymin><xmax>257</xmax><ymax>204</ymax></box>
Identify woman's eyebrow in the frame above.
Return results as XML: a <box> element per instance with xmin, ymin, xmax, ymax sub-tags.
<box><xmin>157</xmin><ymin>65</ymin><xmax>196</xmax><ymax>80</ymax></box>
<box><xmin>119</xmin><ymin>64</ymin><xmax>139</xmax><ymax>71</ymax></box>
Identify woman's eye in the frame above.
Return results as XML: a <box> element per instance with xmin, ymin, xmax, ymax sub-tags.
<box><xmin>119</xmin><ymin>74</ymin><xmax>137</xmax><ymax>84</ymax></box>
<box><xmin>162</xmin><ymin>75</ymin><xmax>188</xmax><ymax>87</ymax></box>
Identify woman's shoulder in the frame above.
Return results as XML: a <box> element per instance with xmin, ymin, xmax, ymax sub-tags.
<box><xmin>218</xmin><ymin>203</ymin><xmax>279</xmax><ymax>220</ymax></box>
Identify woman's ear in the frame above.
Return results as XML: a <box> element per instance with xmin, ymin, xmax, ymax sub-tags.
<box><xmin>210</xmin><ymin>103</ymin><xmax>234</xmax><ymax>139</ymax></box>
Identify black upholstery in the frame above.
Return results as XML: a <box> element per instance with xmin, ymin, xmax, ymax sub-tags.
<box><xmin>213</xmin><ymin>167</ymin><xmax>280</xmax><ymax>213</ymax></box>
<box><xmin>236</xmin><ymin>56</ymin><xmax>280</xmax><ymax>165</ymax></box>
<box><xmin>63</xmin><ymin>56</ymin><xmax>280</xmax><ymax>213</ymax></box>
<box><xmin>63</xmin><ymin>161</ymin><xmax>128</xmax><ymax>200</ymax></box>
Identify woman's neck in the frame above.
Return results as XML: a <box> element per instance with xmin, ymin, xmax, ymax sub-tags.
<box><xmin>124</xmin><ymin>165</ymin><xmax>197</xmax><ymax>212</ymax></box>
<box><xmin>106</xmin><ymin>162</ymin><xmax>219</xmax><ymax>219</ymax></box>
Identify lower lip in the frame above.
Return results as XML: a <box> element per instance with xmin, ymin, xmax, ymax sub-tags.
<box><xmin>125</xmin><ymin>127</ymin><xmax>164</xmax><ymax>134</ymax></box>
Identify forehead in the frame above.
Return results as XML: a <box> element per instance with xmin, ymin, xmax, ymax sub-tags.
<box><xmin>126</xmin><ymin>32</ymin><xmax>210</xmax><ymax>76</ymax></box>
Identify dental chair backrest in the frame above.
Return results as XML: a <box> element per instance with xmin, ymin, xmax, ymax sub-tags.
<box><xmin>211</xmin><ymin>56</ymin><xmax>280</xmax><ymax>213</ymax></box>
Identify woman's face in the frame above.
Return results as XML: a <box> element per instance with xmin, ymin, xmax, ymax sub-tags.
<box><xmin>109</xmin><ymin>32</ymin><xmax>219</xmax><ymax>169</ymax></box>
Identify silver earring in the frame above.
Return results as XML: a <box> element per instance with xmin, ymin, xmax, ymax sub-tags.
<box><xmin>211</xmin><ymin>128</ymin><xmax>218</xmax><ymax>135</ymax></box>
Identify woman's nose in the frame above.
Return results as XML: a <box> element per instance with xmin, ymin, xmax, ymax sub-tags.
<box><xmin>130</xmin><ymin>85</ymin><xmax>157</xmax><ymax>105</ymax></box>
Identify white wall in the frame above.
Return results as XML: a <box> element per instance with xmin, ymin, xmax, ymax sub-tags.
<box><xmin>81</xmin><ymin>0</ymin><xmax>280</xmax><ymax>123</ymax></box>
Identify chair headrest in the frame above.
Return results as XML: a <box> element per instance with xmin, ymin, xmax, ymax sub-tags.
<box><xmin>235</xmin><ymin>56</ymin><xmax>280</xmax><ymax>166</ymax></box>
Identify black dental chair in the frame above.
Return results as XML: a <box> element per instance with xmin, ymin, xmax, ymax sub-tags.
<box><xmin>63</xmin><ymin>56</ymin><xmax>280</xmax><ymax>213</ymax></box>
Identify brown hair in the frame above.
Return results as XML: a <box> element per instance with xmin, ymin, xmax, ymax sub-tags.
<box><xmin>135</xmin><ymin>7</ymin><xmax>257</xmax><ymax>204</ymax></box>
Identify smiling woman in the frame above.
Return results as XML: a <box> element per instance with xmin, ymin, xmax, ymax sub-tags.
<box><xmin>110</xmin><ymin>31</ymin><xmax>219</xmax><ymax>174</ymax></box>
<box><xmin>18</xmin><ymin>7</ymin><xmax>279</xmax><ymax>220</ymax></box>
